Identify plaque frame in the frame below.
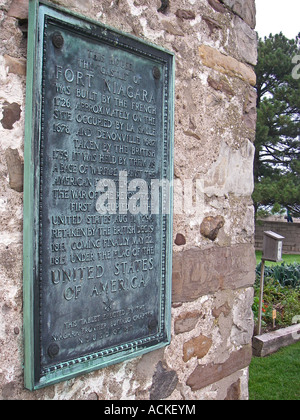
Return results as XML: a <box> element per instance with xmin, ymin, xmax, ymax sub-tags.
<box><xmin>23</xmin><ymin>0</ymin><xmax>174</xmax><ymax>390</ymax></box>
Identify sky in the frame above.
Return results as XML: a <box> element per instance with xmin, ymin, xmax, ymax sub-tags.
<box><xmin>256</xmin><ymin>0</ymin><xmax>300</xmax><ymax>40</ymax></box>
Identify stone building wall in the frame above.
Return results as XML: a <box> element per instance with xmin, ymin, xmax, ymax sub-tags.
<box><xmin>0</xmin><ymin>0</ymin><xmax>257</xmax><ymax>400</ymax></box>
<box><xmin>255</xmin><ymin>221</ymin><xmax>300</xmax><ymax>255</ymax></box>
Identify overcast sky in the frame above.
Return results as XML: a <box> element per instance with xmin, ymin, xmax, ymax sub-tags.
<box><xmin>256</xmin><ymin>0</ymin><xmax>300</xmax><ymax>39</ymax></box>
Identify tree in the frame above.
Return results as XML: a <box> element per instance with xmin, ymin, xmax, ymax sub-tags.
<box><xmin>253</xmin><ymin>33</ymin><xmax>300</xmax><ymax>217</ymax></box>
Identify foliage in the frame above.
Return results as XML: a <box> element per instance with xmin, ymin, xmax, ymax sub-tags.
<box><xmin>254</xmin><ymin>33</ymin><xmax>300</xmax><ymax>217</ymax></box>
<box><xmin>253</xmin><ymin>263</ymin><xmax>300</xmax><ymax>327</ymax></box>
<box><xmin>256</xmin><ymin>262</ymin><xmax>300</xmax><ymax>288</ymax></box>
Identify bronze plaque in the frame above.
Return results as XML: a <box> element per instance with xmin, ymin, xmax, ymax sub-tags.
<box><xmin>24</xmin><ymin>0</ymin><xmax>174</xmax><ymax>389</ymax></box>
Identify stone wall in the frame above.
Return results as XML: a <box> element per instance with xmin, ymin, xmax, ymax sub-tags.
<box><xmin>0</xmin><ymin>0</ymin><xmax>257</xmax><ymax>400</ymax></box>
<box><xmin>255</xmin><ymin>221</ymin><xmax>300</xmax><ymax>254</ymax></box>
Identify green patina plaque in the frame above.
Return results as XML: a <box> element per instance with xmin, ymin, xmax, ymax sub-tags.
<box><xmin>23</xmin><ymin>0</ymin><xmax>174</xmax><ymax>390</ymax></box>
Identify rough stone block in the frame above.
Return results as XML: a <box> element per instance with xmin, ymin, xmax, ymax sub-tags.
<box><xmin>225</xmin><ymin>379</ymin><xmax>241</xmax><ymax>400</ymax></box>
<box><xmin>200</xmin><ymin>215</ymin><xmax>225</xmax><ymax>241</ymax></box>
<box><xmin>199</xmin><ymin>44</ymin><xmax>256</xmax><ymax>86</ymax></box>
<box><xmin>174</xmin><ymin>233</ymin><xmax>186</xmax><ymax>246</ymax></box>
<box><xmin>4</xmin><ymin>54</ymin><xmax>26</xmax><ymax>76</ymax></box>
<box><xmin>1</xmin><ymin>102</ymin><xmax>21</xmax><ymax>130</ymax></box>
<box><xmin>174</xmin><ymin>310</ymin><xmax>201</xmax><ymax>335</ymax></box>
<box><xmin>150</xmin><ymin>362</ymin><xmax>178</xmax><ymax>400</ymax></box>
<box><xmin>212</xmin><ymin>302</ymin><xmax>231</xmax><ymax>319</ymax></box>
<box><xmin>243</xmin><ymin>87</ymin><xmax>257</xmax><ymax>130</ymax></box>
<box><xmin>221</xmin><ymin>0</ymin><xmax>256</xmax><ymax>29</ymax></box>
<box><xmin>186</xmin><ymin>345</ymin><xmax>252</xmax><ymax>391</ymax></box>
<box><xmin>207</xmin><ymin>0</ymin><xmax>227</xmax><ymax>14</ymax></box>
<box><xmin>208</xmin><ymin>76</ymin><xmax>234</xmax><ymax>97</ymax></box>
<box><xmin>183</xmin><ymin>335</ymin><xmax>212</xmax><ymax>362</ymax></box>
<box><xmin>232</xmin><ymin>15</ymin><xmax>257</xmax><ymax>65</ymax></box>
<box><xmin>7</xmin><ymin>0</ymin><xmax>29</xmax><ymax>20</ymax></box>
<box><xmin>204</xmin><ymin>141</ymin><xmax>255</xmax><ymax>198</ymax></box>
<box><xmin>253</xmin><ymin>325</ymin><xmax>300</xmax><ymax>357</ymax></box>
<box><xmin>172</xmin><ymin>244</ymin><xmax>256</xmax><ymax>303</ymax></box>
<box><xmin>5</xmin><ymin>148</ymin><xmax>24</xmax><ymax>192</ymax></box>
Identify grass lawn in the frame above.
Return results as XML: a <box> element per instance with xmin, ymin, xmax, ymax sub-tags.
<box><xmin>256</xmin><ymin>251</ymin><xmax>300</xmax><ymax>266</ymax></box>
<box><xmin>249</xmin><ymin>341</ymin><xmax>300</xmax><ymax>400</ymax></box>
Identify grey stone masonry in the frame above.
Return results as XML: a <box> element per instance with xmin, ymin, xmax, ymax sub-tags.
<box><xmin>255</xmin><ymin>221</ymin><xmax>300</xmax><ymax>254</ymax></box>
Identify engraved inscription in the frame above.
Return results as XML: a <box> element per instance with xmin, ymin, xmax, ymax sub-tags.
<box><xmin>38</xmin><ymin>17</ymin><xmax>171</xmax><ymax>373</ymax></box>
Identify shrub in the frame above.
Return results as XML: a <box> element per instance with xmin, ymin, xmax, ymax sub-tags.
<box><xmin>256</xmin><ymin>263</ymin><xmax>300</xmax><ymax>289</ymax></box>
<box><xmin>254</xmin><ymin>263</ymin><xmax>300</xmax><ymax>328</ymax></box>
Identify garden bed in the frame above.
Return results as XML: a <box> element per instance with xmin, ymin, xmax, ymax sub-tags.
<box><xmin>253</xmin><ymin>261</ymin><xmax>300</xmax><ymax>334</ymax></box>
